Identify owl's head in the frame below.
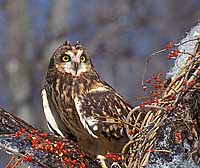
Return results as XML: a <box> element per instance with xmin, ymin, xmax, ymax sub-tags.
<box><xmin>49</xmin><ymin>41</ymin><xmax>93</xmax><ymax>76</ymax></box>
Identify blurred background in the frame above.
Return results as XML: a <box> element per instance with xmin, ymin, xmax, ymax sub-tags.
<box><xmin>0</xmin><ymin>0</ymin><xmax>199</xmax><ymax>167</ymax></box>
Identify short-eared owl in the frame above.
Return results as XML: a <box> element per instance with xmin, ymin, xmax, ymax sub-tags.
<box><xmin>42</xmin><ymin>41</ymin><xmax>132</xmax><ymax>157</ymax></box>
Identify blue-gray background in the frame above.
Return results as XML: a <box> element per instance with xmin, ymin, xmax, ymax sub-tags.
<box><xmin>0</xmin><ymin>0</ymin><xmax>199</xmax><ymax>167</ymax></box>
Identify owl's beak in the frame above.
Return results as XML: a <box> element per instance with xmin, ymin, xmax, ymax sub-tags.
<box><xmin>73</xmin><ymin>62</ymin><xmax>79</xmax><ymax>74</ymax></box>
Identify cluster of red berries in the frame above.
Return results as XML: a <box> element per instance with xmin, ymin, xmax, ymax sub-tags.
<box><xmin>128</xmin><ymin>129</ymin><xmax>135</xmax><ymax>135</ymax></box>
<box><xmin>165</xmin><ymin>42</ymin><xmax>174</xmax><ymax>50</ymax></box>
<box><xmin>167</xmin><ymin>50</ymin><xmax>180</xmax><ymax>60</ymax></box>
<box><xmin>106</xmin><ymin>153</ymin><xmax>122</xmax><ymax>161</ymax></box>
<box><xmin>63</xmin><ymin>156</ymin><xmax>85</xmax><ymax>168</ymax></box>
<box><xmin>174</xmin><ymin>132</ymin><xmax>182</xmax><ymax>144</ymax></box>
<box><xmin>140</xmin><ymin>72</ymin><xmax>164</xmax><ymax>108</ymax></box>
<box><xmin>182</xmin><ymin>75</ymin><xmax>200</xmax><ymax>94</ymax></box>
<box><xmin>15</xmin><ymin>128</ymin><xmax>26</xmax><ymax>138</ymax></box>
<box><xmin>165</xmin><ymin>41</ymin><xmax>180</xmax><ymax>60</ymax></box>
<box><xmin>144</xmin><ymin>72</ymin><xmax>163</xmax><ymax>90</ymax></box>
<box><xmin>13</xmin><ymin>128</ymin><xmax>86</xmax><ymax>168</ymax></box>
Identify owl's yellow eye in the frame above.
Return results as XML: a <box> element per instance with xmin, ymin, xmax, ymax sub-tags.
<box><xmin>80</xmin><ymin>55</ymin><xmax>87</xmax><ymax>63</ymax></box>
<box><xmin>62</xmin><ymin>54</ymin><xmax>71</xmax><ymax>62</ymax></box>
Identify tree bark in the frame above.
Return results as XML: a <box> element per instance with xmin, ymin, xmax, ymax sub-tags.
<box><xmin>0</xmin><ymin>107</ymin><xmax>100</xmax><ymax>168</ymax></box>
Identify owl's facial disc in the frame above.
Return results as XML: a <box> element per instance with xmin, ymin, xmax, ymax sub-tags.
<box><xmin>60</xmin><ymin>49</ymin><xmax>91</xmax><ymax>76</ymax></box>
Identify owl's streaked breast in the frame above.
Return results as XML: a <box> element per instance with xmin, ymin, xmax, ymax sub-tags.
<box><xmin>44</xmin><ymin>68</ymin><xmax>102</xmax><ymax>138</ymax></box>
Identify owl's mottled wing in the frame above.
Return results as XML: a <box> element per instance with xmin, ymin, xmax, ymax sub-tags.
<box><xmin>74</xmin><ymin>84</ymin><xmax>132</xmax><ymax>139</ymax></box>
<box><xmin>41</xmin><ymin>88</ymin><xmax>78</xmax><ymax>141</ymax></box>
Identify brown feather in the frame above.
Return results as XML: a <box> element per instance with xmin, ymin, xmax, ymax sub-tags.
<box><xmin>42</xmin><ymin>42</ymin><xmax>133</xmax><ymax>157</ymax></box>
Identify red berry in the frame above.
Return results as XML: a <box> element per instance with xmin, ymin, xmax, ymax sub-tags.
<box><xmin>31</xmin><ymin>129</ymin><xmax>38</xmax><ymax>134</ymax></box>
<box><xmin>144</xmin><ymin>79</ymin><xmax>151</xmax><ymax>83</ymax></box>
<box><xmin>167</xmin><ymin>53</ymin><xmax>173</xmax><ymax>60</ymax></box>
<box><xmin>197</xmin><ymin>70</ymin><xmax>200</xmax><ymax>76</ymax></box>
<box><xmin>80</xmin><ymin>162</ymin><xmax>86</xmax><ymax>168</ymax></box>
<box><xmin>72</xmin><ymin>160</ymin><xmax>77</xmax><ymax>165</ymax></box>
<box><xmin>63</xmin><ymin>149</ymin><xmax>67</xmax><ymax>155</ymax></box>
<box><xmin>188</xmin><ymin>81</ymin><xmax>196</xmax><ymax>87</ymax></box>
<box><xmin>139</xmin><ymin>104</ymin><xmax>145</xmax><ymax>108</ymax></box>
<box><xmin>23</xmin><ymin>155</ymin><xmax>33</xmax><ymax>162</ymax></box>
<box><xmin>166</xmin><ymin>106</ymin><xmax>171</xmax><ymax>112</ymax></box>
<box><xmin>20</xmin><ymin>128</ymin><xmax>26</xmax><ymax>133</ymax></box>
<box><xmin>64</xmin><ymin>157</ymin><xmax>70</xmax><ymax>163</ymax></box>
<box><xmin>80</xmin><ymin>154</ymin><xmax>84</xmax><ymax>158</ymax></box>
<box><xmin>152</xmin><ymin>82</ymin><xmax>158</xmax><ymax>89</ymax></box>
<box><xmin>175</xmin><ymin>132</ymin><xmax>182</xmax><ymax>143</ymax></box>
<box><xmin>43</xmin><ymin>139</ymin><xmax>50</xmax><ymax>144</ymax></box>
<box><xmin>155</xmin><ymin>78</ymin><xmax>161</xmax><ymax>83</ymax></box>
<box><xmin>151</xmin><ymin>92</ymin><xmax>159</xmax><ymax>97</ymax></box>
<box><xmin>166</xmin><ymin>42</ymin><xmax>174</xmax><ymax>49</ymax></box>
<box><xmin>128</xmin><ymin>129</ymin><xmax>135</xmax><ymax>135</ymax></box>
<box><xmin>39</xmin><ymin>132</ymin><xmax>48</xmax><ymax>138</ymax></box>
<box><xmin>28</xmin><ymin>134</ymin><xmax>33</xmax><ymax>139</ymax></box>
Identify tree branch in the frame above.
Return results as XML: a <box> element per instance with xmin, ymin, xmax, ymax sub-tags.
<box><xmin>0</xmin><ymin>107</ymin><xmax>100</xmax><ymax>168</ymax></box>
<box><xmin>1</xmin><ymin>23</ymin><xmax>200</xmax><ymax>168</ymax></box>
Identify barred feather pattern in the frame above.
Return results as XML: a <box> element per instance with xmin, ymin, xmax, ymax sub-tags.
<box><xmin>43</xmin><ymin>68</ymin><xmax>132</xmax><ymax>156</ymax></box>
<box><xmin>42</xmin><ymin>42</ymin><xmax>133</xmax><ymax>156</ymax></box>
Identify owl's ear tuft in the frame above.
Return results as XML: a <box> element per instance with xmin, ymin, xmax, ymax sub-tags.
<box><xmin>64</xmin><ymin>41</ymin><xmax>71</xmax><ymax>46</ymax></box>
<box><xmin>76</xmin><ymin>41</ymin><xmax>80</xmax><ymax>45</ymax></box>
<box><xmin>63</xmin><ymin>41</ymin><xmax>72</xmax><ymax>49</ymax></box>
<box><xmin>75</xmin><ymin>41</ymin><xmax>83</xmax><ymax>49</ymax></box>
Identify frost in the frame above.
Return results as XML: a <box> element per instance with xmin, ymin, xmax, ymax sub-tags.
<box><xmin>167</xmin><ymin>23</ymin><xmax>200</xmax><ymax>80</ymax></box>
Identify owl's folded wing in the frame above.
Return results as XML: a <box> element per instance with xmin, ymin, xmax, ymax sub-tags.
<box><xmin>74</xmin><ymin>86</ymin><xmax>133</xmax><ymax>139</ymax></box>
<box><xmin>41</xmin><ymin>89</ymin><xmax>78</xmax><ymax>141</ymax></box>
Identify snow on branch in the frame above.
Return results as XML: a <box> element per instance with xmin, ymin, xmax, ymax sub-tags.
<box><xmin>0</xmin><ymin>107</ymin><xmax>100</xmax><ymax>168</ymax></box>
<box><xmin>1</xmin><ymin>23</ymin><xmax>200</xmax><ymax>168</ymax></box>
<box><xmin>122</xmin><ymin>23</ymin><xmax>200</xmax><ymax>168</ymax></box>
